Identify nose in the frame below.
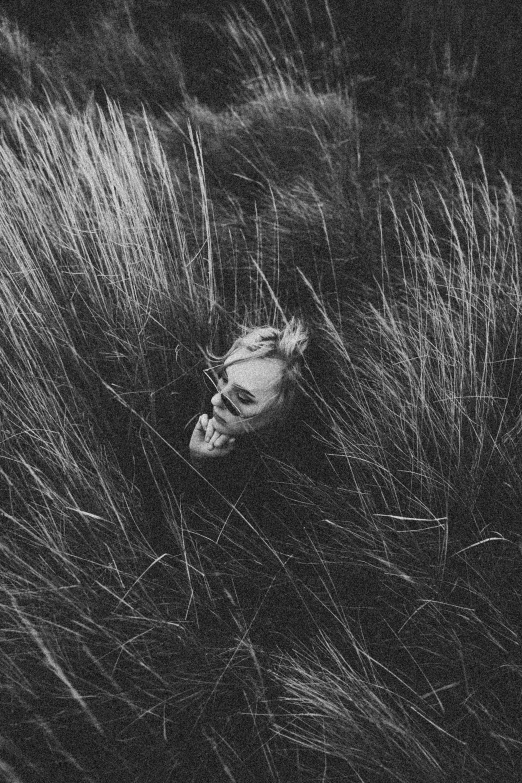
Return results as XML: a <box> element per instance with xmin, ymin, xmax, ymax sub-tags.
<box><xmin>211</xmin><ymin>391</ymin><xmax>224</xmax><ymax>408</ymax></box>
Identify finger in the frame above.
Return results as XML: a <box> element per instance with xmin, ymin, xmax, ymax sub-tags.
<box><xmin>209</xmin><ymin>430</ymin><xmax>223</xmax><ymax>446</ymax></box>
<box><xmin>216</xmin><ymin>435</ymin><xmax>237</xmax><ymax>450</ymax></box>
<box><xmin>211</xmin><ymin>433</ymin><xmax>229</xmax><ymax>448</ymax></box>
<box><xmin>206</xmin><ymin>433</ymin><xmax>219</xmax><ymax>450</ymax></box>
<box><xmin>208</xmin><ymin>435</ymin><xmax>236</xmax><ymax>453</ymax></box>
<box><xmin>197</xmin><ymin>414</ymin><xmax>207</xmax><ymax>431</ymax></box>
<box><xmin>205</xmin><ymin>421</ymin><xmax>215</xmax><ymax>442</ymax></box>
<box><xmin>206</xmin><ymin>425</ymin><xmax>218</xmax><ymax>445</ymax></box>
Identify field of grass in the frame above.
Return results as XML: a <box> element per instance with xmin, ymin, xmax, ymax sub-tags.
<box><xmin>1</xmin><ymin>1</ymin><xmax>522</xmax><ymax>781</ymax></box>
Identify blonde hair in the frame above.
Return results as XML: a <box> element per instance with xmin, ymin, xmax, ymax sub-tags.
<box><xmin>206</xmin><ymin>317</ymin><xmax>310</xmax><ymax>427</ymax></box>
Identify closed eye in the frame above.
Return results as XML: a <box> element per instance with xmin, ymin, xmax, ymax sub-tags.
<box><xmin>218</xmin><ymin>370</ymin><xmax>254</xmax><ymax>405</ymax></box>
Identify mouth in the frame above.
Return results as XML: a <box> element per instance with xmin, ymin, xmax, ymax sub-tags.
<box><xmin>213</xmin><ymin>410</ymin><xmax>227</xmax><ymax>426</ymax></box>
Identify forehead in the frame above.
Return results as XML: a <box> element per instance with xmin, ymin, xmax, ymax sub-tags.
<box><xmin>225</xmin><ymin>349</ymin><xmax>284</xmax><ymax>394</ymax></box>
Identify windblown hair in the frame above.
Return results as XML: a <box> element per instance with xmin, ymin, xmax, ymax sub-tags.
<box><xmin>206</xmin><ymin>317</ymin><xmax>310</xmax><ymax>428</ymax></box>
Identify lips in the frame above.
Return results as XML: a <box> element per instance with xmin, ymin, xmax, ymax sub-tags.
<box><xmin>213</xmin><ymin>410</ymin><xmax>227</xmax><ymax>425</ymax></box>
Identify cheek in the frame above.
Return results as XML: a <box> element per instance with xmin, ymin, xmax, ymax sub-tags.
<box><xmin>241</xmin><ymin>408</ymin><xmax>277</xmax><ymax>433</ymax></box>
<box><xmin>231</xmin><ymin>420</ymin><xmax>252</xmax><ymax>435</ymax></box>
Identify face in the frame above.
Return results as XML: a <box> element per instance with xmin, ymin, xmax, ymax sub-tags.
<box><xmin>210</xmin><ymin>348</ymin><xmax>284</xmax><ymax>436</ymax></box>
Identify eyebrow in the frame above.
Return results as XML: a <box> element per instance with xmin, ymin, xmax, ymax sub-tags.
<box><xmin>221</xmin><ymin>364</ymin><xmax>257</xmax><ymax>400</ymax></box>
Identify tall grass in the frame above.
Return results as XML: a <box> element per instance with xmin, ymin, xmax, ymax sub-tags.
<box><xmin>0</xmin><ymin>8</ymin><xmax>185</xmax><ymax>112</ymax></box>
<box><xmin>266</xmin><ymin>160</ymin><xmax>522</xmax><ymax>780</ymax></box>
<box><xmin>1</xmin><ymin>93</ymin><xmax>521</xmax><ymax>781</ymax></box>
<box><xmin>0</xmin><ymin>97</ymin><xmax>271</xmax><ymax>780</ymax></box>
<box><xmin>0</xmin><ymin>2</ymin><xmax>521</xmax><ymax>781</ymax></box>
<box><xmin>0</xmin><ymin>16</ymin><xmax>58</xmax><ymax>103</ymax></box>
<box><xmin>222</xmin><ymin>0</ymin><xmax>350</xmax><ymax>98</ymax></box>
<box><xmin>335</xmin><ymin>158</ymin><xmax>522</xmax><ymax>521</ymax></box>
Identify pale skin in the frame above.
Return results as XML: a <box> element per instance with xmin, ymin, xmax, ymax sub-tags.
<box><xmin>189</xmin><ymin>348</ymin><xmax>284</xmax><ymax>461</ymax></box>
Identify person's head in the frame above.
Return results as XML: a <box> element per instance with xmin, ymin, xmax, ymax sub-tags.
<box><xmin>204</xmin><ymin>317</ymin><xmax>309</xmax><ymax>438</ymax></box>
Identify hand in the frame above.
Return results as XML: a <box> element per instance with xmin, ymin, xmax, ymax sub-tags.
<box><xmin>189</xmin><ymin>414</ymin><xmax>236</xmax><ymax>461</ymax></box>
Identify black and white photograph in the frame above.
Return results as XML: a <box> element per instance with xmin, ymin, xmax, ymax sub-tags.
<box><xmin>0</xmin><ymin>1</ymin><xmax>521</xmax><ymax>780</ymax></box>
